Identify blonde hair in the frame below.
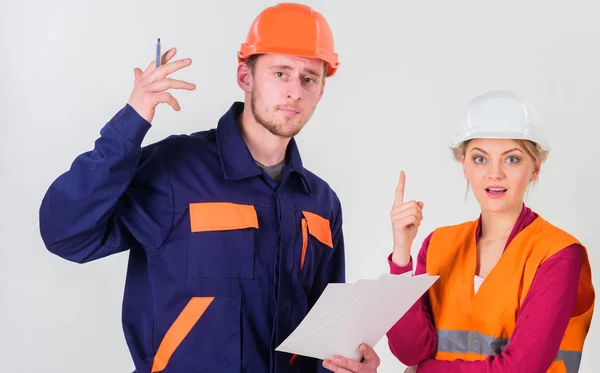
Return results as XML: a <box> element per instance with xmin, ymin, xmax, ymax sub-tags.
<box><xmin>452</xmin><ymin>139</ymin><xmax>549</xmax><ymax>198</ymax></box>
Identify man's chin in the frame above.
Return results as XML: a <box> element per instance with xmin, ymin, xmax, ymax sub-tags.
<box><xmin>264</xmin><ymin>122</ymin><xmax>304</xmax><ymax>138</ymax></box>
<box><xmin>270</xmin><ymin>128</ymin><xmax>301</xmax><ymax>139</ymax></box>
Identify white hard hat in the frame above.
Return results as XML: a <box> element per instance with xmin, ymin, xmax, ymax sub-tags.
<box><xmin>449</xmin><ymin>91</ymin><xmax>550</xmax><ymax>151</ymax></box>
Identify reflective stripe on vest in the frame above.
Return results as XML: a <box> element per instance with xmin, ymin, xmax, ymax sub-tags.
<box><xmin>436</xmin><ymin>329</ymin><xmax>582</xmax><ymax>373</ymax></box>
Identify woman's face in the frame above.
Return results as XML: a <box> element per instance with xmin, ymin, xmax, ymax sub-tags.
<box><xmin>462</xmin><ymin>138</ymin><xmax>540</xmax><ymax>214</ymax></box>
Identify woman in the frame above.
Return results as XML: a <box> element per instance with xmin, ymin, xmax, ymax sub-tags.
<box><xmin>386</xmin><ymin>90</ymin><xmax>595</xmax><ymax>372</ymax></box>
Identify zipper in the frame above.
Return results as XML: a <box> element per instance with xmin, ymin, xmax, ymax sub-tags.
<box><xmin>301</xmin><ymin>218</ymin><xmax>308</xmax><ymax>270</ymax></box>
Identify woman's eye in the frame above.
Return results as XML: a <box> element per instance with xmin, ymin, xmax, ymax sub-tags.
<box><xmin>275</xmin><ymin>72</ymin><xmax>285</xmax><ymax>78</ymax></box>
<box><xmin>473</xmin><ymin>156</ymin><xmax>486</xmax><ymax>164</ymax></box>
<box><xmin>506</xmin><ymin>156</ymin><xmax>520</xmax><ymax>164</ymax></box>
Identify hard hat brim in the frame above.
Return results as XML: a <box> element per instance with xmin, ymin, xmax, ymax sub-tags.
<box><xmin>238</xmin><ymin>44</ymin><xmax>339</xmax><ymax>77</ymax></box>
<box><xmin>450</xmin><ymin>130</ymin><xmax>550</xmax><ymax>151</ymax></box>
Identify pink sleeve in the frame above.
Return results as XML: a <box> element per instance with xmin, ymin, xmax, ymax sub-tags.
<box><xmin>416</xmin><ymin>244</ymin><xmax>583</xmax><ymax>373</ymax></box>
<box><xmin>386</xmin><ymin>232</ymin><xmax>437</xmax><ymax>366</ymax></box>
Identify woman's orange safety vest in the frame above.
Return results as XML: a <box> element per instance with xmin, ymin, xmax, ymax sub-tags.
<box><xmin>426</xmin><ymin>216</ymin><xmax>594</xmax><ymax>372</ymax></box>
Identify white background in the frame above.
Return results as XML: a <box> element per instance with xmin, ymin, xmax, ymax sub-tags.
<box><xmin>1</xmin><ymin>0</ymin><xmax>598</xmax><ymax>372</ymax></box>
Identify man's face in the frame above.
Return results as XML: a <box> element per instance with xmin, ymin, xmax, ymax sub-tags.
<box><xmin>247</xmin><ymin>54</ymin><xmax>326</xmax><ymax>138</ymax></box>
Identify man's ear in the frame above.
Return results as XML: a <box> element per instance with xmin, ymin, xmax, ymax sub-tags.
<box><xmin>237</xmin><ymin>62</ymin><xmax>252</xmax><ymax>93</ymax></box>
<box><xmin>318</xmin><ymin>78</ymin><xmax>326</xmax><ymax>101</ymax></box>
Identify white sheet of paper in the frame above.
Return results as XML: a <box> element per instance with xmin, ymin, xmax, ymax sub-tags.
<box><xmin>279</xmin><ymin>279</ymin><xmax>373</xmax><ymax>350</ymax></box>
<box><xmin>275</xmin><ymin>273</ymin><xmax>439</xmax><ymax>361</ymax></box>
<box><xmin>277</xmin><ymin>283</ymin><xmax>350</xmax><ymax>350</ymax></box>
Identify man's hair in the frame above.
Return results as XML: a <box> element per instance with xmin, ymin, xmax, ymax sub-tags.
<box><xmin>244</xmin><ymin>54</ymin><xmax>327</xmax><ymax>81</ymax></box>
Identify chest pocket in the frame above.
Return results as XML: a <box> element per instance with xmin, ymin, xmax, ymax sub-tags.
<box><xmin>298</xmin><ymin>210</ymin><xmax>333</xmax><ymax>289</ymax></box>
<box><xmin>188</xmin><ymin>202</ymin><xmax>258</xmax><ymax>279</ymax></box>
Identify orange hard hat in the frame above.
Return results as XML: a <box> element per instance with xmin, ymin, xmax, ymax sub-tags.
<box><xmin>238</xmin><ymin>3</ymin><xmax>339</xmax><ymax>77</ymax></box>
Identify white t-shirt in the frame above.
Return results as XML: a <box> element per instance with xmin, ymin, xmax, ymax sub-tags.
<box><xmin>474</xmin><ymin>275</ymin><xmax>485</xmax><ymax>294</ymax></box>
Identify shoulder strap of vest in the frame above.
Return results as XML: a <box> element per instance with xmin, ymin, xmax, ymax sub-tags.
<box><xmin>427</xmin><ymin>220</ymin><xmax>478</xmax><ymax>274</ymax></box>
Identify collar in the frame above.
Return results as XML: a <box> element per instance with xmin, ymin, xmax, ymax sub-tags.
<box><xmin>216</xmin><ymin>102</ymin><xmax>312</xmax><ymax>195</ymax></box>
<box><xmin>475</xmin><ymin>203</ymin><xmax>536</xmax><ymax>248</ymax></box>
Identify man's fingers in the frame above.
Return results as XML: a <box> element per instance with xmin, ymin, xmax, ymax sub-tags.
<box><xmin>147</xmin><ymin>78</ymin><xmax>196</xmax><ymax>92</ymax></box>
<box><xmin>143</xmin><ymin>58</ymin><xmax>158</xmax><ymax>75</ymax></box>
<box><xmin>141</xmin><ymin>48</ymin><xmax>178</xmax><ymax>77</ymax></box>
<box><xmin>334</xmin><ymin>356</ymin><xmax>363</xmax><ymax>372</ymax></box>
<box><xmin>323</xmin><ymin>359</ymin><xmax>355</xmax><ymax>373</ymax></box>
<box><xmin>359</xmin><ymin>344</ymin><xmax>381</xmax><ymax>366</ymax></box>
<box><xmin>154</xmin><ymin>92</ymin><xmax>181</xmax><ymax>111</ymax></box>
<box><xmin>161</xmin><ymin>47</ymin><xmax>177</xmax><ymax>65</ymax></box>
<box><xmin>133</xmin><ymin>68</ymin><xmax>143</xmax><ymax>80</ymax></box>
<box><xmin>151</xmin><ymin>57</ymin><xmax>193</xmax><ymax>80</ymax></box>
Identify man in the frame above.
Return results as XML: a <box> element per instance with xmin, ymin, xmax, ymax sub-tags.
<box><xmin>39</xmin><ymin>3</ymin><xmax>379</xmax><ymax>373</ymax></box>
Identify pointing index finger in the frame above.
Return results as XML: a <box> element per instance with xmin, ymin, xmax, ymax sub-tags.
<box><xmin>394</xmin><ymin>171</ymin><xmax>406</xmax><ymax>207</ymax></box>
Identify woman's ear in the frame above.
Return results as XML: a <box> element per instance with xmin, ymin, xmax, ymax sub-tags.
<box><xmin>531</xmin><ymin>159</ymin><xmax>541</xmax><ymax>181</ymax></box>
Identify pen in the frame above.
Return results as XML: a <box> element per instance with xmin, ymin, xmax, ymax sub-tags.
<box><xmin>156</xmin><ymin>38</ymin><xmax>161</xmax><ymax>68</ymax></box>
